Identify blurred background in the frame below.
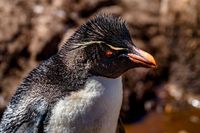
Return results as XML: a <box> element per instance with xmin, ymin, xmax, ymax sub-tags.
<box><xmin>0</xmin><ymin>0</ymin><xmax>200</xmax><ymax>133</ymax></box>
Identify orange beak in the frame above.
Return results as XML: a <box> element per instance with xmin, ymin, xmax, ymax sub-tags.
<box><xmin>128</xmin><ymin>47</ymin><xmax>157</xmax><ymax>68</ymax></box>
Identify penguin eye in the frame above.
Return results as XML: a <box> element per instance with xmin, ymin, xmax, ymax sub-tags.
<box><xmin>105</xmin><ymin>51</ymin><xmax>113</xmax><ymax>57</ymax></box>
<box><xmin>105</xmin><ymin>49</ymin><xmax>128</xmax><ymax>58</ymax></box>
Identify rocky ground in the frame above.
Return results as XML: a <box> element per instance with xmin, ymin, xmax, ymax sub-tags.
<box><xmin>0</xmin><ymin>0</ymin><xmax>200</xmax><ymax>125</ymax></box>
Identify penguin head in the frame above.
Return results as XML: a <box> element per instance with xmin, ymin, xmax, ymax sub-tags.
<box><xmin>61</xmin><ymin>14</ymin><xmax>157</xmax><ymax>78</ymax></box>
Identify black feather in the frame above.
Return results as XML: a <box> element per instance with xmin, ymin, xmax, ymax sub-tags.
<box><xmin>63</xmin><ymin>14</ymin><xmax>132</xmax><ymax>51</ymax></box>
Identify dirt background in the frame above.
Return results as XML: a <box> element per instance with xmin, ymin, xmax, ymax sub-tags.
<box><xmin>0</xmin><ymin>0</ymin><xmax>200</xmax><ymax>131</ymax></box>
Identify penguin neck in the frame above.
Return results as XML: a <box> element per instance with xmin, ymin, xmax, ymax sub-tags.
<box><xmin>59</xmin><ymin>48</ymin><xmax>88</xmax><ymax>68</ymax></box>
<box><xmin>56</xmin><ymin>50</ymin><xmax>92</xmax><ymax>90</ymax></box>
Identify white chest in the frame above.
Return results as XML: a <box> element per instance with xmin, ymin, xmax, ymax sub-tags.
<box><xmin>46</xmin><ymin>76</ymin><xmax>123</xmax><ymax>133</ymax></box>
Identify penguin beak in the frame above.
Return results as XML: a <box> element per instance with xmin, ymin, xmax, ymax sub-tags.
<box><xmin>127</xmin><ymin>46</ymin><xmax>157</xmax><ymax>68</ymax></box>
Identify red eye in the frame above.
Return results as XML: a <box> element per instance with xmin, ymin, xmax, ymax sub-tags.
<box><xmin>106</xmin><ymin>51</ymin><xmax>113</xmax><ymax>57</ymax></box>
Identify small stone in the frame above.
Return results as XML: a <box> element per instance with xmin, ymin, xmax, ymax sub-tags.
<box><xmin>178</xmin><ymin>130</ymin><xmax>188</xmax><ymax>133</ymax></box>
<box><xmin>33</xmin><ymin>5</ymin><xmax>44</xmax><ymax>14</ymax></box>
<box><xmin>189</xmin><ymin>115</ymin><xmax>199</xmax><ymax>123</ymax></box>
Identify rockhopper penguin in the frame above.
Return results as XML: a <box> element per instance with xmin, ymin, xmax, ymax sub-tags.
<box><xmin>0</xmin><ymin>14</ymin><xmax>157</xmax><ymax>133</ymax></box>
